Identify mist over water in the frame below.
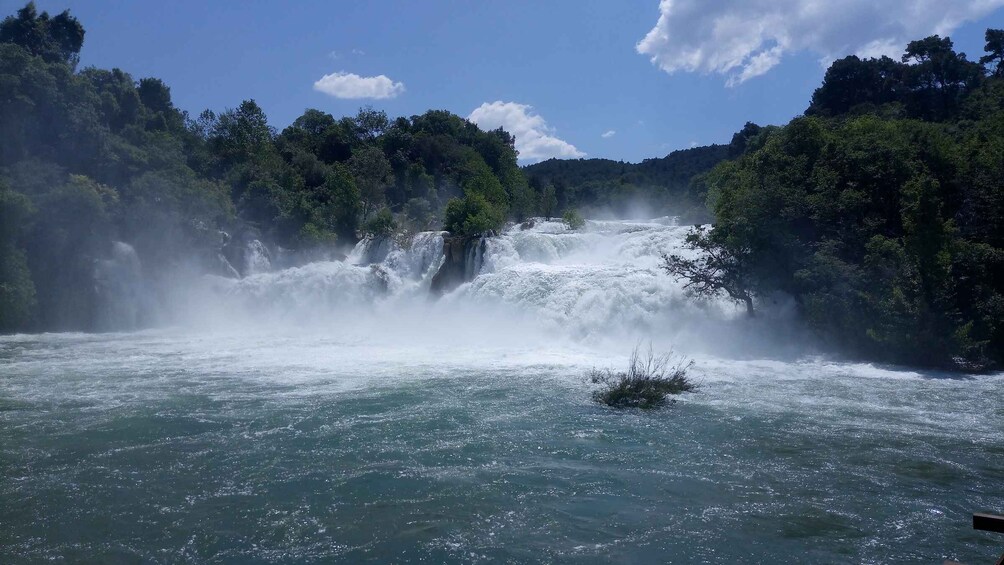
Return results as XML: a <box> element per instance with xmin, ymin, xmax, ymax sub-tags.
<box><xmin>2</xmin><ymin>218</ymin><xmax>1002</xmax><ymax>563</ymax></box>
<box><xmin>170</xmin><ymin>217</ymin><xmax>806</xmax><ymax>359</ymax></box>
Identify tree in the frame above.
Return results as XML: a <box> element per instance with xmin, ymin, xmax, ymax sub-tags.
<box><xmin>562</xmin><ymin>209</ymin><xmax>585</xmax><ymax>230</ymax></box>
<box><xmin>353</xmin><ymin>106</ymin><xmax>389</xmax><ymax>140</ymax></box>
<box><xmin>902</xmin><ymin>35</ymin><xmax>983</xmax><ymax>120</ymax></box>
<box><xmin>0</xmin><ymin>2</ymin><xmax>84</xmax><ymax>67</ymax></box>
<box><xmin>807</xmin><ymin>56</ymin><xmax>904</xmax><ymax>117</ymax></box>
<box><xmin>319</xmin><ymin>165</ymin><xmax>361</xmax><ymax>241</ymax></box>
<box><xmin>662</xmin><ymin>226</ymin><xmax>757</xmax><ymax>317</ymax></box>
<box><xmin>361</xmin><ymin>207</ymin><xmax>396</xmax><ymax>237</ymax></box>
<box><xmin>539</xmin><ymin>183</ymin><xmax>557</xmax><ymax>219</ymax></box>
<box><xmin>210</xmin><ymin>99</ymin><xmax>277</xmax><ymax>171</ymax></box>
<box><xmin>443</xmin><ymin>193</ymin><xmax>501</xmax><ymax>236</ymax></box>
<box><xmin>136</xmin><ymin>77</ymin><xmax>172</xmax><ymax>115</ymax></box>
<box><xmin>0</xmin><ymin>181</ymin><xmax>35</xmax><ymax>331</ymax></box>
<box><xmin>348</xmin><ymin>144</ymin><xmax>391</xmax><ymax>216</ymax></box>
<box><xmin>981</xmin><ymin>28</ymin><xmax>1004</xmax><ymax>77</ymax></box>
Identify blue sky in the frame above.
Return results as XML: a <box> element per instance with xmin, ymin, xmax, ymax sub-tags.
<box><xmin>12</xmin><ymin>0</ymin><xmax>1004</xmax><ymax>163</ymax></box>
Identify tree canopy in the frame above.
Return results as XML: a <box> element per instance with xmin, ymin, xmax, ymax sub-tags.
<box><xmin>676</xmin><ymin>30</ymin><xmax>1004</xmax><ymax>370</ymax></box>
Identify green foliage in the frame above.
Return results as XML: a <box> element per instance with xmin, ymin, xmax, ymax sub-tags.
<box><xmin>361</xmin><ymin>207</ymin><xmax>397</xmax><ymax>237</ymax></box>
<box><xmin>589</xmin><ymin>345</ymin><xmax>696</xmax><ymax>409</ymax></box>
<box><xmin>316</xmin><ymin>165</ymin><xmax>361</xmax><ymax>242</ymax></box>
<box><xmin>0</xmin><ymin>182</ymin><xmax>35</xmax><ymax>330</ymax></box>
<box><xmin>696</xmin><ymin>46</ymin><xmax>1004</xmax><ymax>368</ymax></box>
<box><xmin>0</xmin><ymin>1</ymin><xmax>83</xmax><ymax>67</ymax></box>
<box><xmin>0</xmin><ymin>243</ymin><xmax>35</xmax><ymax>331</ymax></box>
<box><xmin>663</xmin><ymin>225</ymin><xmax>756</xmax><ymax>317</ymax></box>
<box><xmin>443</xmin><ymin>193</ymin><xmax>502</xmax><ymax>236</ymax></box>
<box><xmin>404</xmin><ymin>197</ymin><xmax>433</xmax><ymax>229</ymax></box>
<box><xmin>523</xmin><ymin>144</ymin><xmax>730</xmax><ymax>219</ymax></box>
<box><xmin>538</xmin><ymin>183</ymin><xmax>557</xmax><ymax>219</ymax></box>
<box><xmin>562</xmin><ymin>209</ymin><xmax>585</xmax><ymax>230</ymax></box>
<box><xmin>807</xmin><ymin>33</ymin><xmax>991</xmax><ymax>121</ymax></box>
<box><xmin>348</xmin><ymin>144</ymin><xmax>391</xmax><ymax>214</ymax></box>
<box><xmin>981</xmin><ymin>29</ymin><xmax>1004</xmax><ymax>77</ymax></box>
<box><xmin>439</xmin><ymin>157</ymin><xmax>510</xmax><ymax>235</ymax></box>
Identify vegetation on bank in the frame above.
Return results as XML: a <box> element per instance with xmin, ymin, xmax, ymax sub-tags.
<box><xmin>589</xmin><ymin>345</ymin><xmax>696</xmax><ymax>409</ymax></box>
<box><xmin>666</xmin><ymin>31</ymin><xmax>1004</xmax><ymax>371</ymax></box>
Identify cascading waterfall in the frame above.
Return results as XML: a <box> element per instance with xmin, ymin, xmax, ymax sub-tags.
<box><xmin>176</xmin><ymin>217</ymin><xmax>751</xmax><ymax>350</ymax></box>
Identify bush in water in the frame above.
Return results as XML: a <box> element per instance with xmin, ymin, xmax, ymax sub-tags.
<box><xmin>562</xmin><ymin>209</ymin><xmax>585</xmax><ymax>230</ymax></box>
<box><xmin>590</xmin><ymin>345</ymin><xmax>696</xmax><ymax>409</ymax></box>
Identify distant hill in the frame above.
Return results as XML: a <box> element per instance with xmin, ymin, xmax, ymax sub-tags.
<box><xmin>522</xmin><ymin>124</ymin><xmax>762</xmax><ymax>220</ymax></box>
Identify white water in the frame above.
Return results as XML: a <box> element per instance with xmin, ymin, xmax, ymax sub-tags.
<box><xmin>2</xmin><ymin>218</ymin><xmax>1002</xmax><ymax>563</ymax></box>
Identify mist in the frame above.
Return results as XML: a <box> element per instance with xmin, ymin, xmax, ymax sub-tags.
<box><xmin>101</xmin><ymin>214</ymin><xmax>818</xmax><ymax>368</ymax></box>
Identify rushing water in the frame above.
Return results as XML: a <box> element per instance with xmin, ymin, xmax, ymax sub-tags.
<box><xmin>1</xmin><ymin>219</ymin><xmax>1002</xmax><ymax>563</ymax></box>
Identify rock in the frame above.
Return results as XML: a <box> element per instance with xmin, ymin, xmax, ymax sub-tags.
<box><xmin>430</xmin><ymin>235</ymin><xmax>485</xmax><ymax>295</ymax></box>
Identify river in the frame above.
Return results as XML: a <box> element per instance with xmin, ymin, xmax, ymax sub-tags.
<box><xmin>1</xmin><ymin>218</ymin><xmax>1002</xmax><ymax>563</ymax></box>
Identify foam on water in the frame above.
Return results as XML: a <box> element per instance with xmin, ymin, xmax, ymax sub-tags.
<box><xmin>1</xmin><ymin>218</ymin><xmax>1002</xmax><ymax>563</ymax></box>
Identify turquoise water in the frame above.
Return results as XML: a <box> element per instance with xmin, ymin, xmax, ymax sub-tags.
<box><xmin>2</xmin><ymin>331</ymin><xmax>1002</xmax><ymax>563</ymax></box>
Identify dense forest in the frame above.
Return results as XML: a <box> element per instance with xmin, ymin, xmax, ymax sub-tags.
<box><xmin>523</xmin><ymin>123</ymin><xmax>763</xmax><ymax>220</ymax></box>
<box><xmin>667</xmin><ymin>31</ymin><xmax>1004</xmax><ymax>370</ymax></box>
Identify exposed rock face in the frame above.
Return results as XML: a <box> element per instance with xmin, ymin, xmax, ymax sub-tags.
<box><xmin>430</xmin><ymin>235</ymin><xmax>485</xmax><ymax>295</ymax></box>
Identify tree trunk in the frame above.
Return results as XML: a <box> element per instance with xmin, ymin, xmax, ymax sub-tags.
<box><xmin>744</xmin><ymin>296</ymin><xmax>755</xmax><ymax>318</ymax></box>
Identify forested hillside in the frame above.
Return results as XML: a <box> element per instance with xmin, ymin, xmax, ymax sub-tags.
<box><xmin>0</xmin><ymin>3</ymin><xmax>538</xmax><ymax>332</ymax></box>
<box><xmin>668</xmin><ymin>31</ymin><xmax>1004</xmax><ymax>370</ymax></box>
<box><xmin>522</xmin><ymin>124</ymin><xmax>765</xmax><ymax>220</ymax></box>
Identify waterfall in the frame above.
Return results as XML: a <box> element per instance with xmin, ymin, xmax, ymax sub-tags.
<box><xmin>93</xmin><ymin>241</ymin><xmax>146</xmax><ymax>330</ymax></box>
<box><xmin>243</xmin><ymin>239</ymin><xmax>272</xmax><ymax>276</ymax></box>
<box><xmin>177</xmin><ymin>218</ymin><xmax>747</xmax><ymax>343</ymax></box>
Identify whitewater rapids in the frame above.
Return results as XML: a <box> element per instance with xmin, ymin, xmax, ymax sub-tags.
<box><xmin>1</xmin><ymin>218</ymin><xmax>1001</xmax><ymax>563</ymax></box>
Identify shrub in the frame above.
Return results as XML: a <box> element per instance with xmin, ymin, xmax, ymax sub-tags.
<box><xmin>562</xmin><ymin>209</ymin><xmax>585</xmax><ymax>230</ymax></box>
<box><xmin>361</xmin><ymin>207</ymin><xmax>396</xmax><ymax>237</ymax></box>
<box><xmin>590</xmin><ymin>345</ymin><xmax>696</xmax><ymax>409</ymax></box>
<box><xmin>443</xmin><ymin>193</ymin><xmax>503</xmax><ymax>236</ymax></box>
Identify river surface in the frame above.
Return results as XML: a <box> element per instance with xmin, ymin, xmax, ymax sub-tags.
<box><xmin>1</xmin><ymin>219</ymin><xmax>1002</xmax><ymax>563</ymax></box>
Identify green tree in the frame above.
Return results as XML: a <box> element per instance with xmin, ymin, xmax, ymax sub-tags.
<box><xmin>319</xmin><ymin>165</ymin><xmax>361</xmax><ymax>241</ymax></box>
<box><xmin>901</xmin><ymin>35</ymin><xmax>984</xmax><ymax>120</ymax></box>
<box><xmin>443</xmin><ymin>193</ymin><xmax>501</xmax><ymax>236</ymax></box>
<box><xmin>361</xmin><ymin>207</ymin><xmax>396</xmax><ymax>237</ymax></box>
<box><xmin>663</xmin><ymin>226</ymin><xmax>757</xmax><ymax>317</ymax></box>
<box><xmin>539</xmin><ymin>183</ymin><xmax>557</xmax><ymax>219</ymax></box>
<box><xmin>348</xmin><ymin>144</ymin><xmax>391</xmax><ymax>216</ymax></box>
<box><xmin>0</xmin><ymin>2</ymin><xmax>84</xmax><ymax>67</ymax></box>
<box><xmin>981</xmin><ymin>28</ymin><xmax>1004</xmax><ymax>77</ymax></box>
<box><xmin>562</xmin><ymin>208</ymin><xmax>585</xmax><ymax>230</ymax></box>
<box><xmin>0</xmin><ymin>181</ymin><xmax>35</xmax><ymax>331</ymax></box>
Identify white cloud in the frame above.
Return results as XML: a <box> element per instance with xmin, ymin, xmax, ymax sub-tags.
<box><xmin>637</xmin><ymin>0</ymin><xmax>1004</xmax><ymax>86</ymax></box>
<box><xmin>313</xmin><ymin>71</ymin><xmax>405</xmax><ymax>99</ymax></box>
<box><xmin>468</xmin><ymin>101</ymin><xmax>585</xmax><ymax>163</ymax></box>
<box><xmin>601</xmin><ymin>130</ymin><xmax>617</xmax><ymax>138</ymax></box>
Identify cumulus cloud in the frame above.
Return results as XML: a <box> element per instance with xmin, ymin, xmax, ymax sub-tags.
<box><xmin>313</xmin><ymin>71</ymin><xmax>405</xmax><ymax>99</ymax></box>
<box><xmin>601</xmin><ymin>130</ymin><xmax>617</xmax><ymax>138</ymax></box>
<box><xmin>468</xmin><ymin>101</ymin><xmax>585</xmax><ymax>162</ymax></box>
<box><xmin>637</xmin><ymin>0</ymin><xmax>1004</xmax><ymax>86</ymax></box>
